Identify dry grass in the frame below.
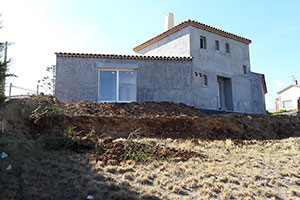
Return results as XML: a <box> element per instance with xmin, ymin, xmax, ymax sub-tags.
<box><xmin>1</xmin><ymin>136</ymin><xmax>300</xmax><ymax>199</ymax></box>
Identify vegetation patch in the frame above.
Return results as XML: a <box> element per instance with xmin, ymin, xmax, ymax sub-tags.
<box><xmin>30</xmin><ymin>96</ymin><xmax>63</xmax><ymax>124</ymax></box>
<box><xmin>40</xmin><ymin>134</ymin><xmax>92</xmax><ymax>152</ymax></box>
<box><xmin>122</xmin><ymin>142</ymin><xmax>156</xmax><ymax>162</ymax></box>
<box><xmin>268</xmin><ymin>109</ymin><xmax>289</xmax><ymax>114</ymax></box>
<box><xmin>94</xmin><ymin>138</ymin><xmax>205</xmax><ymax>164</ymax></box>
<box><xmin>0</xmin><ymin>92</ymin><xmax>5</xmax><ymax>104</ymax></box>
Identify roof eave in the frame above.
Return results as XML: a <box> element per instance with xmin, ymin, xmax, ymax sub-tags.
<box><xmin>277</xmin><ymin>84</ymin><xmax>300</xmax><ymax>95</ymax></box>
<box><xmin>55</xmin><ymin>52</ymin><xmax>193</xmax><ymax>61</ymax></box>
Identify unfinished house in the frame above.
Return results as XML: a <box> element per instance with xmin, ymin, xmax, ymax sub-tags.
<box><xmin>55</xmin><ymin>13</ymin><xmax>267</xmax><ymax>114</ymax></box>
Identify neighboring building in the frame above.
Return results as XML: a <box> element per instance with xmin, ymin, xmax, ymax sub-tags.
<box><xmin>275</xmin><ymin>80</ymin><xmax>300</xmax><ymax>112</ymax></box>
<box><xmin>55</xmin><ymin>13</ymin><xmax>267</xmax><ymax>114</ymax></box>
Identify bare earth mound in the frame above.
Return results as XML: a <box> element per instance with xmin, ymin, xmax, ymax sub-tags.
<box><xmin>24</xmin><ymin>95</ymin><xmax>300</xmax><ymax>140</ymax></box>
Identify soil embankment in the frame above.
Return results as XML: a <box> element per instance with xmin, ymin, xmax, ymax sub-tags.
<box><xmin>1</xmin><ymin>96</ymin><xmax>300</xmax><ymax>140</ymax></box>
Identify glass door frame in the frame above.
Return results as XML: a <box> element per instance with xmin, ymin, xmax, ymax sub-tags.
<box><xmin>98</xmin><ymin>68</ymin><xmax>137</xmax><ymax>103</ymax></box>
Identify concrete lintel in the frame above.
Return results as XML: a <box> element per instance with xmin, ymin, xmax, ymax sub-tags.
<box><xmin>98</xmin><ymin>63</ymin><xmax>138</xmax><ymax>69</ymax></box>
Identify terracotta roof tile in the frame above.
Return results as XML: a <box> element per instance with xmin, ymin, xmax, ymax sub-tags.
<box><xmin>55</xmin><ymin>52</ymin><xmax>193</xmax><ymax>61</ymax></box>
<box><xmin>133</xmin><ymin>19</ymin><xmax>251</xmax><ymax>52</ymax></box>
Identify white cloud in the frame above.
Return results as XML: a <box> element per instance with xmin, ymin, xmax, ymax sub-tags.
<box><xmin>273</xmin><ymin>80</ymin><xmax>283</xmax><ymax>88</ymax></box>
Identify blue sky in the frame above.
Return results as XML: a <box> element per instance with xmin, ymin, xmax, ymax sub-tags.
<box><xmin>0</xmin><ymin>0</ymin><xmax>299</xmax><ymax>110</ymax></box>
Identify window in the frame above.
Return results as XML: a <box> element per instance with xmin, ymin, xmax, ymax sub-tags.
<box><xmin>283</xmin><ymin>100</ymin><xmax>292</xmax><ymax>108</ymax></box>
<box><xmin>200</xmin><ymin>36</ymin><xmax>206</xmax><ymax>49</ymax></box>
<box><xmin>243</xmin><ymin>65</ymin><xmax>247</xmax><ymax>74</ymax></box>
<box><xmin>99</xmin><ymin>69</ymin><xmax>137</xmax><ymax>102</ymax></box>
<box><xmin>225</xmin><ymin>43</ymin><xmax>230</xmax><ymax>53</ymax></box>
<box><xmin>215</xmin><ymin>40</ymin><xmax>220</xmax><ymax>51</ymax></box>
<box><xmin>99</xmin><ymin>70</ymin><xmax>117</xmax><ymax>101</ymax></box>
<box><xmin>203</xmin><ymin>75</ymin><xmax>208</xmax><ymax>86</ymax></box>
<box><xmin>119</xmin><ymin>71</ymin><xmax>137</xmax><ymax>101</ymax></box>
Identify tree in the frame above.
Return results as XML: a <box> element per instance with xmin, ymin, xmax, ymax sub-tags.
<box><xmin>38</xmin><ymin>65</ymin><xmax>56</xmax><ymax>95</ymax></box>
<box><xmin>0</xmin><ymin>42</ymin><xmax>14</xmax><ymax>89</ymax></box>
<box><xmin>0</xmin><ymin>15</ymin><xmax>15</xmax><ymax>102</ymax></box>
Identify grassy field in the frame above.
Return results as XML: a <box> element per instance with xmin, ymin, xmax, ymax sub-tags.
<box><xmin>1</xmin><ymin>134</ymin><xmax>300</xmax><ymax>200</ymax></box>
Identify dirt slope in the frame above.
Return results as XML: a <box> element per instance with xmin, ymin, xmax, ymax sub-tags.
<box><xmin>1</xmin><ymin>95</ymin><xmax>300</xmax><ymax>140</ymax></box>
<box><xmin>22</xmin><ymin>96</ymin><xmax>300</xmax><ymax>140</ymax></box>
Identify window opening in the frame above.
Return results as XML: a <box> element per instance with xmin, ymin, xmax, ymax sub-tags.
<box><xmin>203</xmin><ymin>75</ymin><xmax>208</xmax><ymax>86</ymax></box>
<box><xmin>243</xmin><ymin>65</ymin><xmax>247</xmax><ymax>74</ymax></box>
<box><xmin>283</xmin><ymin>100</ymin><xmax>292</xmax><ymax>108</ymax></box>
<box><xmin>200</xmin><ymin>36</ymin><xmax>206</xmax><ymax>49</ymax></box>
<box><xmin>225</xmin><ymin>43</ymin><xmax>230</xmax><ymax>53</ymax></box>
<box><xmin>215</xmin><ymin>40</ymin><xmax>220</xmax><ymax>51</ymax></box>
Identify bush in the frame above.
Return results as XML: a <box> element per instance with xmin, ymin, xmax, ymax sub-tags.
<box><xmin>277</xmin><ymin>109</ymin><xmax>288</xmax><ymax>113</ymax></box>
<box><xmin>0</xmin><ymin>92</ymin><xmax>5</xmax><ymax>104</ymax></box>
<box><xmin>268</xmin><ymin>109</ymin><xmax>288</xmax><ymax>115</ymax></box>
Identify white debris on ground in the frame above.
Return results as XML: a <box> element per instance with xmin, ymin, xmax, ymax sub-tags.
<box><xmin>6</xmin><ymin>164</ymin><xmax>12</xmax><ymax>170</ymax></box>
<box><xmin>114</xmin><ymin>138</ymin><xmax>126</xmax><ymax>142</ymax></box>
<box><xmin>1</xmin><ymin>152</ymin><xmax>8</xmax><ymax>158</ymax></box>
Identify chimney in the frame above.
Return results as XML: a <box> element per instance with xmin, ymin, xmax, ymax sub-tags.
<box><xmin>294</xmin><ymin>79</ymin><xmax>298</xmax><ymax>85</ymax></box>
<box><xmin>165</xmin><ymin>12</ymin><xmax>174</xmax><ymax>31</ymax></box>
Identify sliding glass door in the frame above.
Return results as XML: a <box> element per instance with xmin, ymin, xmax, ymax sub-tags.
<box><xmin>99</xmin><ymin>69</ymin><xmax>137</xmax><ymax>102</ymax></box>
<box><xmin>99</xmin><ymin>70</ymin><xmax>117</xmax><ymax>101</ymax></box>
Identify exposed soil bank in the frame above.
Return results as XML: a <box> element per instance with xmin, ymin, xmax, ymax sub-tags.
<box><xmin>1</xmin><ymin>96</ymin><xmax>300</xmax><ymax>140</ymax></box>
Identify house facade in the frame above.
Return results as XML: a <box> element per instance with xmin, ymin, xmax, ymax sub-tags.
<box><xmin>275</xmin><ymin>80</ymin><xmax>300</xmax><ymax>111</ymax></box>
<box><xmin>55</xmin><ymin>17</ymin><xmax>267</xmax><ymax>114</ymax></box>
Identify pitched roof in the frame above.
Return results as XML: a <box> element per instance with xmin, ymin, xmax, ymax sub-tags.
<box><xmin>133</xmin><ymin>19</ymin><xmax>252</xmax><ymax>52</ymax></box>
<box><xmin>55</xmin><ymin>52</ymin><xmax>193</xmax><ymax>61</ymax></box>
<box><xmin>277</xmin><ymin>84</ymin><xmax>300</xmax><ymax>95</ymax></box>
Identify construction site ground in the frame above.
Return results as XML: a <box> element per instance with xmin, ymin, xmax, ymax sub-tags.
<box><xmin>0</xmin><ymin>96</ymin><xmax>300</xmax><ymax>199</ymax></box>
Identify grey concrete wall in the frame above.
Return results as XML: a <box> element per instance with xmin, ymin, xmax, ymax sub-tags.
<box><xmin>134</xmin><ymin>25</ymin><xmax>265</xmax><ymax>113</ymax></box>
<box><xmin>136</xmin><ymin>60</ymin><xmax>192</xmax><ymax>104</ymax></box>
<box><xmin>56</xmin><ymin>55</ymin><xmax>265</xmax><ymax>113</ymax></box>
<box><xmin>56</xmin><ymin>57</ymin><xmax>193</xmax><ymax>105</ymax></box>
<box><xmin>56</xmin><ymin>57</ymin><xmax>99</xmax><ymax>102</ymax></box>
<box><xmin>250</xmin><ymin>73</ymin><xmax>266</xmax><ymax>114</ymax></box>
<box><xmin>186</xmin><ymin>26</ymin><xmax>266</xmax><ymax>113</ymax></box>
<box><xmin>136</xmin><ymin>27</ymin><xmax>190</xmax><ymax>57</ymax></box>
<box><xmin>189</xmin><ymin>26</ymin><xmax>250</xmax><ymax>75</ymax></box>
<box><xmin>231</xmin><ymin>75</ymin><xmax>254</xmax><ymax>113</ymax></box>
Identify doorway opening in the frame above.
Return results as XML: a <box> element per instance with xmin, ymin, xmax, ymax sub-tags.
<box><xmin>217</xmin><ymin>76</ymin><xmax>233</xmax><ymax>111</ymax></box>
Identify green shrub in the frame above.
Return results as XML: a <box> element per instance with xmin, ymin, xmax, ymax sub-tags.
<box><xmin>267</xmin><ymin>109</ymin><xmax>289</xmax><ymax>115</ymax></box>
<box><xmin>266</xmin><ymin>110</ymin><xmax>272</xmax><ymax>115</ymax></box>
<box><xmin>0</xmin><ymin>92</ymin><xmax>5</xmax><ymax>104</ymax></box>
<box><xmin>122</xmin><ymin>144</ymin><xmax>155</xmax><ymax>162</ymax></box>
<box><xmin>272</xmin><ymin>109</ymin><xmax>288</xmax><ymax>114</ymax></box>
<box><xmin>277</xmin><ymin>109</ymin><xmax>288</xmax><ymax>113</ymax></box>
